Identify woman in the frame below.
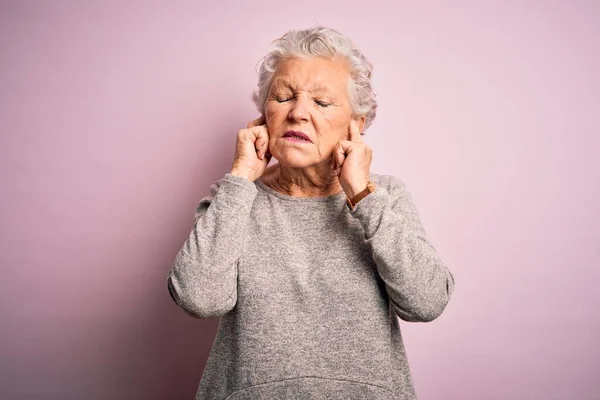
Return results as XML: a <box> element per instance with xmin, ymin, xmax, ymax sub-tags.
<box><xmin>167</xmin><ymin>26</ymin><xmax>455</xmax><ymax>400</ymax></box>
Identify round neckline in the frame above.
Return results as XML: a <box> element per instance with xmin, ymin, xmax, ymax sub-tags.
<box><xmin>255</xmin><ymin>178</ymin><xmax>346</xmax><ymax>202</ymax></box>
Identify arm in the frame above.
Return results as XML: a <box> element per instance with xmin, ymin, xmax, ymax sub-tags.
<box><xmin>166</xmin><ymin>173</ymin><xmax>258</xmax><ymax>319</ymax></box>
<box><xmin>349</xmin><ymin>176</ymin><xmax>455</xmax><ymax>322</ymax></box>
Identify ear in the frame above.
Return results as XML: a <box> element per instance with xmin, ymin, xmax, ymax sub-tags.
<box><xmin>348</xmin><ymin>116</ymin><xmax>366</xmax><ymax>139</ymax></box>
<box><xmin>356</xmin><ymin>116</ymin><xmax>366</xmax><ymax>134</ymax></box>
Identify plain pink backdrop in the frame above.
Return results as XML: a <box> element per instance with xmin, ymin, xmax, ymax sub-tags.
<box><xmin>1</xmin><ymin>1</ymin><xmax>598</xmax><ymax>399</ymax></box>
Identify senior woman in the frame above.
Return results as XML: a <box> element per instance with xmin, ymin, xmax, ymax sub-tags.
<box><xmin>167</xmin><ymin>26</ymin><xmax>455</xmax><ymax>400</ymax></box>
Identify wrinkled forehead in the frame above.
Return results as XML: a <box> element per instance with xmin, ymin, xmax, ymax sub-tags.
<box><xmin>269</xmin><ymin>57</ymin><xmax>351</xmax><ymax>96</ymax></box>
<box><xmin>270</xmin><ymin>78</ymin><xmax>336</xmax><ymax>95</ymax></box>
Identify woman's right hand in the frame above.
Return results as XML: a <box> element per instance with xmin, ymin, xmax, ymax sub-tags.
<box><xmin>230</xmin><ymin>116</ymin><xmax>272</xmax><ymax>181</ymax></box>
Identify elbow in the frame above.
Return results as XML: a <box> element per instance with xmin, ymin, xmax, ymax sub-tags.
<box><xmin>414</xmin><ymin>298</ymin><xmax>449</xmax><ymax>322</ymax></box>
<box><xmin>184</xmin><ymin>302</ymin><xmax>235</xmax><ymax>319</ymax></box>
<box><xmin>392</xmin><ymin>274</ymin><xmax>454</xmax><ymax>323</ymax></box>
<box><xmin>167</xmin><ymin>274</ymin><xmax>236</xmax><ymax>319</ymax></box>
<box><xmin>393</xmin><ymin>296</ymin><xmax>449</xmax><ymax>322</ymax></box>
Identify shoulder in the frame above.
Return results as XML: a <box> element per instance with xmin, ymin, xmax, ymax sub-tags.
<box><xmin>368</xmin><ymin>172</ymin><xmax>419</xmax><ymax>210</ymax></box>
<box><xmin>369</xmin><ymin>172</ymin><xmax>408</xmax><ymax>193</ymax></box>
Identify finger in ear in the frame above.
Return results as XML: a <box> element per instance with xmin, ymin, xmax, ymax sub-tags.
<box><xmin>335</xmin><ymin>145</ymin><xmax>346</xmax><ymax>168</ymax></box>
<box><xmin>255</xmin><ymin>137</ymin><xmax>263</xmax><ymax>150</ymax></box>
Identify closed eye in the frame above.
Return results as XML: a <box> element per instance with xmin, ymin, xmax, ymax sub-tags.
<box><xmin>275</xmin><ymin>97</ymin><xmax>331</xmax><ymax>107</ymax></box>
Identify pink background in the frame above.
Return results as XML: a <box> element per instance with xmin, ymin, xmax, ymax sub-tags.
<box><xmin>1</xmin><ymin>1</ymin><xmax>598</xmax><ymax>399</ymax></box>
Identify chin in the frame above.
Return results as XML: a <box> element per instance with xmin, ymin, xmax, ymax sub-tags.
<box><xmin>272</xmin><ymin>152</ymin><xmax>314</xmax><ymax>169</ymax></box>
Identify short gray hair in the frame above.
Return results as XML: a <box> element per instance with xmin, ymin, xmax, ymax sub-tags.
<box><xmin>252</xmin><ymin>26</ymin><xmax>377</xmax><ymax>132</ymax></box>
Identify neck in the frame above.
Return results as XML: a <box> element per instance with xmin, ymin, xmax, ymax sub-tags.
<box><xmin>269</xmin><ymin>161</ymin><xmax>343</xmax><ymax>198</ymax></box>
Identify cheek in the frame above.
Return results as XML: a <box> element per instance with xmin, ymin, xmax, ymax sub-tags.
<box><xmin>313</xmin><ymin>110</ymin><xmax>350</xmax><ymax>141</ymax></box>
<box><xmin>266</xmin><ymin>101</ymin><xmax>287</xmax><ymax>116</ymax></box>
<box><xmin>264</xmin><ymin>104</ymin><xmax>274</xmax><ymax>119</ymax></box>
<box><xmin>315</xmin><ymin>106</ymin><xmax>349</xmax><ymax>127</ymax></box>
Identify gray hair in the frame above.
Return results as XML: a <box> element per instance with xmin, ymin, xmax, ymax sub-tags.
<box><xmin>252</xmin><ymin>26</ymin><xmax>377</xmax><ymax>132</ymax></box>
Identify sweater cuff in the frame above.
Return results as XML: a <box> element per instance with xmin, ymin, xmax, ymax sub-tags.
<box><xmin>222</xmin><ymin>173</ymin><xmax>259</xmax><ymax>191</ymax></box>
<box><xmin>194</xmin><ymin>173</ymin><xmax>258</xmax><ymax>219</ymax></box>
<box><xmin>216</xmin><ymin>173</ymin><xmax>258</xmax><ymax>205</ymax></box>
<box><xmin>348</xmin><ymin>186</ymin><xmax>394</xmax><ymax>239</ymax></box>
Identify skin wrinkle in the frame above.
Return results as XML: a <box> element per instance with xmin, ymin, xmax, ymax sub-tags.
<box><xmin>260</xmin><ymin>56</ymin><xmax>365</xmax><ymax>199</ymax></box>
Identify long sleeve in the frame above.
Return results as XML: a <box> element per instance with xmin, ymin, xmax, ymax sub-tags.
<box><xmin>167</xmin><ymin>173</ymin><xmax>258</xmax><ymax>319</ymax></box>
<box><xmin>349</xmin><ymin>175</ymin><xmax>455</xmax><ymax>322</ymax></box>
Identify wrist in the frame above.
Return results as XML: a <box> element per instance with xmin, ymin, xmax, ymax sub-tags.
<box><xmin>346</xmin><ymin>178</ymin><xmax>370</xmax><ymax>199</ymax></box>
<box><xmin>346</xmin><ymin>180</ymin><xmax>376</xmax><ymax>210</ymax></box>
<box><xmin>229</xmin><ymin>168</ymin><xmax>254</xmax><ymax>181</ymax></box>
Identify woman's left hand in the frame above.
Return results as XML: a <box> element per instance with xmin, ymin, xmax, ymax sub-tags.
<box><xmin>331</xmin><ymin>119</ymin><xmax>373</xmax><ymax>199</ymax></box>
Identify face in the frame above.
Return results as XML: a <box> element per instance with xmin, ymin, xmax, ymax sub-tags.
<box><xmin>264</xmin><ymin>57</ymin><xmax>357</xmax><ymax>169</ymax></box>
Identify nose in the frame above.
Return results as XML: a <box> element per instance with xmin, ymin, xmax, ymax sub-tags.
<box><xmin>288</xmin><ymin>95</ymin><xmax>310</xmax><ymax>123</ymax></box>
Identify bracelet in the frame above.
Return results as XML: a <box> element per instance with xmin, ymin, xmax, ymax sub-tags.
<box><xmin>346</xmin><ymin>181</ymin><xmax>376</xmax><ymax>210</ymax></box>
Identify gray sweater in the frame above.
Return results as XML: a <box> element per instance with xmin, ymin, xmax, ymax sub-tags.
<box><xmin>167</xmin><ymin>172</ymin><xmax>455</xmax><ymax>400</ymax></box>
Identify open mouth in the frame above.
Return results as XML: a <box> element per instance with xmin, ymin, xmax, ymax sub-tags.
<box><xmin>283</xmin><ymin>131</ymin><xmax>312</xmax><ymax>142</ymax></box>
<box><xmin>283</xmin><ymin>136</ymin><xmax>311</xmax><ymax>142</ymax></box>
